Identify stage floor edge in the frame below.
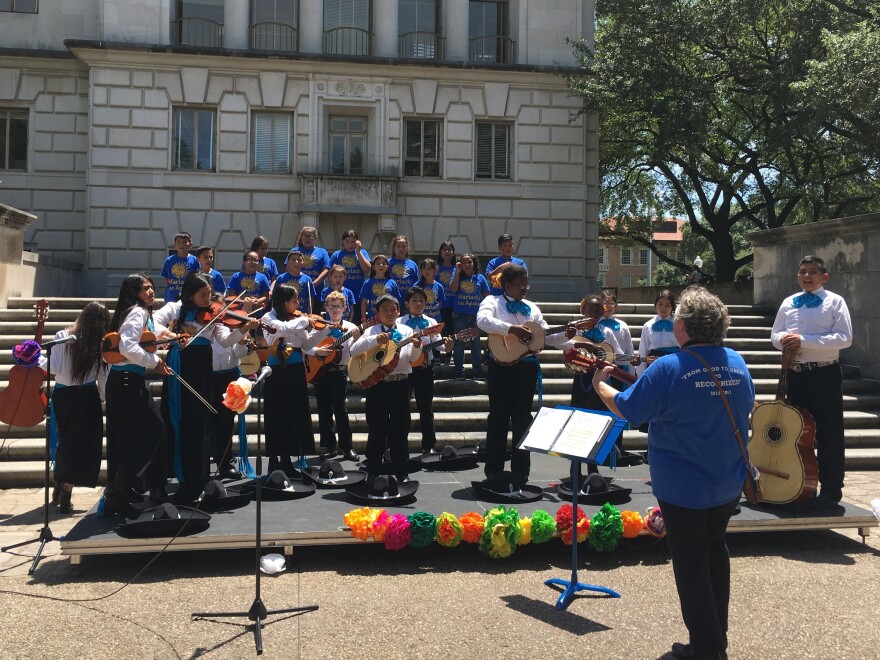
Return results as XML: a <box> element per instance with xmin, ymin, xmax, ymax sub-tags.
<box><xmin>59</xmin><ymin>456</ymin><xmax>878</xmax><ymax>564</ymax></box>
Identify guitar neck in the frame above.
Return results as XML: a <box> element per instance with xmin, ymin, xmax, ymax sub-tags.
<box><xmin>594</xmin><ymin>359</ymin><xmax>637</xmax><ymax>384</ymax></box>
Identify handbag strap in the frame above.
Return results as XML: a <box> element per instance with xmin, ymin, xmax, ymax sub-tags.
<box><xmin>682</xmin><ymin>348</ymin><xmax>751</xmax><ymax>464</ymax></box>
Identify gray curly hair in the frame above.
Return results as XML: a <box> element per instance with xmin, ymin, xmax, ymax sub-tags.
<box><xmin>675</xmin><ymin>286</ymin><xmax>729</xmax><ymax>344</ymax></box>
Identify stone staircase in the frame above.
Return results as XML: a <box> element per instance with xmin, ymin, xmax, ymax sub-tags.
<box><xmin>1</xmin><ymin>296</ymin><xmax>878</xmax><ymax>487</ymax></box>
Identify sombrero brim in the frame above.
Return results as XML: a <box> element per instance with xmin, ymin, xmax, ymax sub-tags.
<box><xmin>345</xmin><ymin>480</ymin><xmax>419</xmax><ymax>506</ymax></box>
<box><xmin>197</xmin><ymin>488</ymin><xmax>252</xmax><ymax>512</ymax></box>
<box><xmin>356</xmin><ymin>457</ymin><xmax>423</xmax><ymax>474</ymax></box>
<box><xmin>303</xmin><ymin>467</ymin><xmax>367</xmax><ymax>489</ymax></box>
<box><xmin>416</xmin><ymin>452</ymin><xmax>479</xmax><ymax>471</ymax></box>
<box><xmin>605</xmin><ymin>451</ymin><xmax>644</xmax><ymax>467</ymax></box>
<box><xmin>117</xmin><ymin>506</ymin><xmax>211</xmax><ymax>538</ymax></box>
<box><xmin>458</xmin><ymin>444</ymin><xmax>510</xmax><ymax>461</ymax></box>
<box><xmin>241</xmin><ymin>477</ymin><xmax>316</xmax><ymax>501</ymax></box>
<box><xmin>471</xmin><ymin>478</ymin><xmax>545</xmax><ymax>504</ymax></box>
<box><xmin>557</xmin><ymin>480</ymin><xmax>632</xmax><ymax>505</ymax></box>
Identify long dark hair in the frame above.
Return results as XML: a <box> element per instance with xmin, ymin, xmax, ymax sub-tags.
<box><xmin>250</xmin><ymin>235</ymin><xmax>269</xmax><ymax>252</ymax></box>
<box><xmin>110</xmin><ymin>273</ymin><xmax>153</xmax><ymax>332</ymax></box>
<box><xmin>417</xmin><ymin>258</ymin><xmax>437</xmax><ymax>287</ymax></box>
<box><xmin>271</xmin><ymin>283</ymin><xmax>299</xmax><ymax>322</ymax></box>
<box><xmin>179</xmin><ymin>272</ymin><xmax>211</xmax><ymax>324</ymax></box>
<box><xmin>67</xmin><ymin>302</ymin><xmax>110</xmax><ymax>385</ymax></box>
<box><xmin>437</xmin><ymin>241</ymin><xmax>456</xmax><ymax>266</ymax></box>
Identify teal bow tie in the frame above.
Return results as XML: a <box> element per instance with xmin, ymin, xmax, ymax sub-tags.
<box><xmin>329</xmin><ymin>328</ymin><xmax>343</xmax><ymax>339</ymax></box>
<box><xmin>652</xmin><ymin>318</ymin><xmax>674</xmax><ymax>332</ymax></box>
<box><xmin>792</xmin><ymin>292</ymin><xmax>822</xmax><ymax>309</ymax></box>
<box><xmin>582</xmin><ymin>327</ymin><xmax>605</xmax><ymax>343</ymax></box>
<box><xmin>505</xmin><ymin>299</ymin><xmax>531</xmax><ymax>316</ymax></box>
<box><xmin>599</xmin><ymin>317</ymin><xmax>620</xmax><ymax>332</ymax></box>
<box><xmin>405</xmin><ymin>315</ymin><xmax>429</xmax><ymax>330</ymax></box>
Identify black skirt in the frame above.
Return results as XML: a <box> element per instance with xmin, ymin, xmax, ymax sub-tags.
<box><xmin>53</xmin><ymin>384</ymin><xmax>103</xmax><ymax>487</ymax></box>
<box><xmin>263</xmin><ymin>361</ymin><xmax>315</xmax><ymax>457</ymax></box>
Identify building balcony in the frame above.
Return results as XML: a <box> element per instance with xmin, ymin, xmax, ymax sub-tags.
<box><xmin>298</xmin><ymin>173</ymin><xmax>399</xmax><ymax>215</ymax></box>
<box><xmin>323</xmin><ymin>27</ymin><xmax>372</xmax><ymax>56</ymax></box>
<box><xmin>469</xmin><ymin>35</ymin><xmax>516</xmax><ymax>64</ymax></box>
<box><xmin>398</xmin><ymin>31</ymin><xmax>445</xmax><ymax>60</ymax></box>
<box><xmin>171</xmin><ymin>17</ymin><xmax>224</xmax><ymax>48</ymax></box>
<box><xmin>250</xmin><ymin>22</ymin><xmax>298</xmax><ymax>53</ymax></box>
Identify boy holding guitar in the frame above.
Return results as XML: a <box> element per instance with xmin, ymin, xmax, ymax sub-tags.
<box><xmin>770</xmin><ymin>255</ymin><xmax>852</xmax><ymax>506</ymax></box>
<box><xmin>349</xmin><ymin>294</ymin><xmax>422</xmax><ymax>483</ymax></box>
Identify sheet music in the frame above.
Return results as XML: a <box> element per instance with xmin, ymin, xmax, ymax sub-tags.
<box><xmin>551</xmin><ymin>409</ymin><xmax>614</xmax><ymax>459</ymax></box>
<box><xmin>520</xmin><ymin>407</ymin><xmax>570</xmax><ymax>451</ymax></box>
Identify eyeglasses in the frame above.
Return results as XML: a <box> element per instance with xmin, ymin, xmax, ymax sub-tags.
<box><xmin>509</xmin><ymin>283</ymin><xmax>530</xmax><ymax>291</ymax></box>
<box><xmin>244</xmin><ymin>258</ymin><xmax>260</xmax><ymax>263</ymax></box>
<box><xmin>301</xmin><ymin>232</ymin><xmax>317</xmax><ymax>237</ymax></box>
<box><xmin>325</xmin><ymin>304</ymin><xmax>346</xmax><ymax>310</ymax></box>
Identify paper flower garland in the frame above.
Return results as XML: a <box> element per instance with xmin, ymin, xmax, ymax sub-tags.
<box><xmin>222</xmin><ymin>377</ymin><xmax>252</xmax><ymax>414</ymax></box>
<box><xmin>555</xmin><ymin>505</ymin><xmax>590</xmax><ymax>545</ymax></box>
<box><xmin>435</xmin><ymin>512</ymin><xmax>464</xmax><ymax>547</ymax></box>
<box><xmin>343</xmin><ymin>507</ymin><xmax>383</xmax><ymax>541</ymax></box>
<box><xmin>530</xmin><ymin>510</ymin><xmax>557</xmax><ymax>544</ymax></box>
<box><xmin>645</xmin><ymin>507</ymin><xmax>666</xmax><ymax>538</ymax></box>
<box><xmin>518</xmin><ymin>517</ymin><xmax>533</xmax><ymax>545</ymax></box>
<box><xmin>589</xmin><ymin>503</ymin><xmax>624</xmax><ymax>552</ymax></box>
<box><xmin>460</xmin><ymin>512</ymin><xmax>485</xmax><ymax>544</ymax></box>
<box><xmin>384</xmin><ymin>513</ymin><xmax>411</xmax><ymax>550</ymax></box>
<box><xmin>12</xmin><ymin>340</ymin><xmax>41</xmax><ymax>367</ymax></box>
<box><xmin>479</xmin><ymin>506</ymin><xmax>522</xmax><ymax>558</ymax></box>
<box><xmin>621</xmin><ymin>510</ymin><xmax>644</xmax><ymax>538</ymax></box>
<box><xmin>408</xmin><ymin>511</ymin><xmax>437</xmax><ymax>549</ymax></box>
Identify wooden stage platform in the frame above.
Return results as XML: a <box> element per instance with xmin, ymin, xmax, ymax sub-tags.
<box><xmin>60</xmin><ymin>454</ymin><xmax>878</xmax><ymax>564</ymax></box>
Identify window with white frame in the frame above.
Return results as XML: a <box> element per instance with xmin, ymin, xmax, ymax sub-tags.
<box><xmin>329</xmin><ymin>116</ymin><xmax>366</xmax><ymax>175</ymax></box>
<box><xmin>639</xmin><ymin>249</ymin><xmax>649</xmax><ymax>265</ymax></box>
<box><xmin>620</xmin><ymin>248</ymin><xmax>632</xmax><ymax>265</ymax></box>
<box><xmin>324</xmin><ymin>0</ymin><xmax>371</xmax><ymax>55</ymax></box>
<box><xmin>596</xmin><ymin>272</ymin><xmax>605</xmax><ymax>286</ymax></box>
<box><xmin>597</xmin><ymin>247</ymin><xmax>606</xmax><ymax>264</ymax></box>
<box><xmin>172</xmin><ymin>108</ymin><xmax>216</xmax><ymax>171</ymax></box>
<box><xmin>621</xmin><ymin>274</ymin><xmax>631</xmax><ymax>288</ymax></box>
<box><xmin>404</xmin><ymin>119</ymin><xmax>441</xmax><ymax>177</ymax></box>
<box><xmin>0</xmin><ymin>0</ymin><xmax>38</xmax><ymax>12</ymax></box>
<box><xmin>252</xmin><ymin>112</ymin><xmax>291</xmax><ymax>174</ymax></box>
<box><xmin>475</xmin><ymin>121</ymin><xmax>510</xmax><ymax>180</ymax></box>
<box><xmin>0</xmin><ymin>108</ymin><xmax>28</xmax><ymax>171</ymax></box>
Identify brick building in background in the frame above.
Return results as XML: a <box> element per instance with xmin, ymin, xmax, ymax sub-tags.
<box><xmin>598</xmin><ymin>218</ymin><xmax>684</xmax><ymax>289</ymax></box>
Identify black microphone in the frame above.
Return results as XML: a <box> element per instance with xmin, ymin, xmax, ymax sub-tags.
<box><xmin>41</xmin><ymin>334</ymin><xmax>77</xmax><ymax>349</ymax></box>
<box><xmin>253</xmin><ymin>365</ymin><xmax>272</xmax><ymax>387</ymax></box>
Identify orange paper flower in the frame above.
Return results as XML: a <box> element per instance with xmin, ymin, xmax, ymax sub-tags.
<box><xmin>621</xmin><ymin>510</ymin><xmax>644</xmax><ymax>538</ymax></box>
<box><xmin>459</xmin><ymin>512</ymin><xmax>485</xmax><ymax>544</ymax></box>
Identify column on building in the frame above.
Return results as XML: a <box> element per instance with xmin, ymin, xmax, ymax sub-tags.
<box><xmin>224</xmin><ymin>0</ymin><xmax>249</xmax><ymax>49</ymax></box>
<box><xmin>300</xmin><ymin>0</ymin><xmax>323</xmax><ymax>54</ymax></box>
<box><xmin>445</xmin><ymin>0</ymin><xmax>470</xmax><ymax>62</ymax></box>
<box><xmin>373</xmin><ymin>0</ymin><xmax>399</xmax><ymax>58</ymax></box>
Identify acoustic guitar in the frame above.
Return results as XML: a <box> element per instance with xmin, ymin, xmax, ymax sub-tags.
<box><xmin>748</xmin><ymin>348</ymin><xmax>818</xmax><ymax>504</ymax></box>
<box><xmin>410</xmin><ymin>327</ymin><xmax>478</xmax><ymax>368</ymax></box>
<box><xmin>562</xmin><ymin>348</ymin><xmax>637</xmax><ymax>385</ymax></box>
<box><xmin>0</xmin><ymin>300</ymin><xmax>49</xmax><ymax>428</ymax></box>
<box><xmin>487</xmin><ymin>318</ymin><xmax>594</xmax><ymax>366</ymax></box>
<box><xmin>303</xmin><ymin>318</ymin><xmax>379</xmax><ymax>383</ymax></box>
<box><xmin>348</xmin><ymin>324</ymin><xmax>444</xmax><ymax>388</ymax></box>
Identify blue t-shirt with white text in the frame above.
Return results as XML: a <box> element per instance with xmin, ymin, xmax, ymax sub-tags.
<box><xmin>359</xmin><ymin>278</ymin><xmax>401</xmax><ymax>318</ymax></box>
<box><xmin>161</xmin><ymin>254</ymin><xmax>200</xmax><ymax>302</ymax></box>
<box><xmin>454</xmin><ymin>274</ymin><xmax>490</xmax><ymax>315</ymax></box>
<box><xmin>485</xmin><ymin>256</ymin><xmax>528</xmax><ymax>296</ymax></box>
<box><xmin>296</xmin><ymin>246</ymin><xmax>331</xmax><ymax>283</ymax></box>
<box><xmin>388</xmin><ymin>258</ymin><xmax>419</xmax><ymax>299</ymax></box>
<box><xmin>276</xmin><ymin>272</ymin><xmax>318</xmax><ymax>312</ymax></box>
<box><xmin>330</xmin><ymin>248</ymin><xmax>371</xmax><ymax>295</ymax></box>
<box><xmin>227</xmin><ymin>271</ymin><xmax>272</xmax><ymax>298</ymax></box>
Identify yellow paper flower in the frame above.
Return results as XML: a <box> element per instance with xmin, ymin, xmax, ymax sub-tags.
<box><xmin>518</xmin><ymin>517</ymin><xmax>533</xmax><ymax>545</ymax></box>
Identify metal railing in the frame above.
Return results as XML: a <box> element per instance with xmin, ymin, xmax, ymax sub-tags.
<box><xmin>323</xmin><ymin>27</ymin><xmax>372</xmax><ymax>56</ymax></box>
<box><xmin>171</xmin><ymin>17</ymin><xmax>224</xmax><ymax>48</ymax></box>
<box><xmin>398</xmin><ymin>31</ymin><xmax>444</xmax><ymax>60</ymax></box>
<box><xmin>469</xmin><ymin>35</ymin><xmax>516</xmax><ymax>64</ymax></box>
<box><xmin>250</xmin><ymin>21</ymin><xmax>298</xmax><ymax>53</ymax></box>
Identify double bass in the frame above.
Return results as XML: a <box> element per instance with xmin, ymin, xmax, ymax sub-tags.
<box><xmin>748</xmin><ymin>348</ymin><xmax>818</xmax><ymax>504</ymax></box>
<box><xmin>0</xmin><ymin>300</ymin><xmax>50</xmax><ymax>427</ymax></box>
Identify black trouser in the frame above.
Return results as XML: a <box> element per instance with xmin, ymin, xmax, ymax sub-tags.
<box><xmin>409</xmin><ymin>364</ymin><xmax>436</xmax><ymax>451</ymax></box>
<box><xmin>364</xmin><ymin>378</ymin><xmax>411</xmax><ymax>477</ymax></box>
<box><xmin>485</xmin><ymin>359</ymin><xmax>537</xmax><ymax>479</ymax></box>
<box><xmin>264</xmin><ymin>359</ymin><xmax>315</xmax><ymax>458</ymax></box>
<box><xmin>659</xmin><ymin>496</ymin><xmax>740</xmax><ymax>656</ymax></box>
<box><xmin>787</xmin><ymin>363</ymin><xmax>845</xmax><ymax>500</ymax></box>
<box><xmin>210</xmin><ymin>369</ymin><xmax>240</xmax><ymax>473</ymax></box>
<box><xmin>53</xmin><ymin>384</ymin><xmax>103</xmax><ymax>487</ymax></box>
<box><xmin>314</xmin><ymin>367</ymin><xmax>353</xmax><ymax>452</ymax></box>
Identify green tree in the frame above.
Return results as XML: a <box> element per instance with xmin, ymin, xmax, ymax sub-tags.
<box><xmin>569</xmin><ymin>0</ymin><xmax>880</xmax><ymax>282</ymax></box>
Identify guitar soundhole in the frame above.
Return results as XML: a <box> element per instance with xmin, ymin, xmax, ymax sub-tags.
<box><xmin>764</xmin><ymin>425</ymin><xmax>785</xmax><ymax>446</ymax></box>
<box><xmin>373</xmin><ymin>349</ymin><xmax>386</xmax><ymax>363</ymax></box>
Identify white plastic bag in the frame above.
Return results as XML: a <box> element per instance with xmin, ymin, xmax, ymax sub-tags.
<box><xmin>260</xmin><ymin>553</ymin><xmax>286</xmax><ymax>574</ymax></box>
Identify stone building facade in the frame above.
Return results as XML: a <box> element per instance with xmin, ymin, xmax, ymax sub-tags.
<box><xmin>0</xmin><ymin>0</ymin><xmax>598</xmax><ymax>297</ymax></box>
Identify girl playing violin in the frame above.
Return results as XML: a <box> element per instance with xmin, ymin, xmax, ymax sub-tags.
<box><xmin>262</xmin><ymin>283</ymin><xmax>318</xmax><ymax>474</ymax></box>
<box><xmin>154</xmin><ymin>272</ymin><xmax>259</xmax><ymax>503</ymax></box>
<box><xmin>49</xmin><ymin>301</ymin><xmax>110</xmax><ymax>514</ymax></box>
<box><xmin>103</xmin><ymin>274</ymin><xmax>172</xmax><ymax>515</ymax></box>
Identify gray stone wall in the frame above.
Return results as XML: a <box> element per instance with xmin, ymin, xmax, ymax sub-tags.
<box><xmin>747</xmin><ymin>214</ymin><xmax>879</xmax><ymax>379</ymax></box>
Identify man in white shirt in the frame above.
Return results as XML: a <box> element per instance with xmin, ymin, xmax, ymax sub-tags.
<box><xmin>770</xmin><ymin>255</ymin><xmax>853</xmax><ymax>506</ymax></box>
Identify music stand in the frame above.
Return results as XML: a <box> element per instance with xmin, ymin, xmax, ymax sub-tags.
<box><xmin>192</xmin><ymin>369</ymin><xmax>318</xmax><ymax>655</ymax></box>
<box><xmin>1</xmin><ymin>340</ymin><xmax>62</xmax><ymax>574</ymax></box>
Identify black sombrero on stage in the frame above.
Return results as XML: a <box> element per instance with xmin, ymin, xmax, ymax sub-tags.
<box><xmin>458</xmin><ymin>442</ymin><xmax>511</xmax><ymax>462</ymax></box>
<box><xmin>117</xmin><ymin>502</ymin><xmax>211</xmax><ymax>538</ymax></box>
<box><xmin>241</xmin><ymin>470</ymin><xmax>316</xmax><ymax>501</ymax></box>
<box><xmin>303</xmin><ymin>459</ymin><xmax>367</xmax><ymax>489</ymax></box>
<box><xmin>345</xmin><ymin>474</ymin><xmax>419</xmax><ymax>506</ymax></box>
<box><xmin>471</xmin><ymin>471</ymin><xmax>544</xmax><ymax>503</ymax></box>
<box><xmin>557</xmin><ymin>472</ymin><xmax>632</xmax><ymax>505</ymax></box>
<box><xmin>196</xmin><ymin>479</ymin><xmax>251</xmax><ymax>511</ymax></box>
<box><xmin>416</xmin><ymin>445</ymin><xmax>479</xmax><ymax>471</ymax></box>
<box><xmin>357</xmin><ymin>449</ymin><xmax>423</xmax><ymax>475</ymax></box>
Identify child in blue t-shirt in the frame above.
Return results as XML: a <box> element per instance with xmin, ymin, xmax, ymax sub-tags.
<box><xmin>275</xmin><ymin>249</ymin><xmax>318</xmax><ymax>313</ymax></box>
<box><xmin>417</xmin><ymin>258</ymin><xmax>445</xmax><ymax>322</ymax></box>
<box><xmin>330</xmin><ymin>230</ymin><xmax>372</xmax><ymax>323</ymax></box>
<box><xmin>195</xmin><ymin>245</ymin><xmax>226</xmax><ymax>297</ymax></box>
<box><xmin>250</xmin><ymin>235</ymin><xmax>279</xmax><ymax>283</ymax></box>
<box><xmin>160</xmin><ymin>232</ymin><xmax>200</xmax><ymax>302</ymax></box>
<box><xmin>359</xmin><ymin>255</ymin><xmax>401</xmax><ymax>320</ymax></box>
<box><xmin>320</xmin><ymin>264</ymin><xmax>357</xmax><ymax>322</ymax></box>
<box><xmin>388</xmin><ymin>235</ymin><xmax>419</xmax><ymax>299</ymax></box>
<box><xmin>436</xmin><ymin>241</ymin><xmax>457</xmax><ymax>364</ymax></box>
<box><xmin>450</xmin><ymin>253</ymin><xmax>490</xmax><ymax>380</ymax></box>
<box><xmin>485</xmin><ymin>233</ymin><xmax>528</xmax><ymax>296</ymax></box>
<box><xmin>294</xmin><ymin>225</ymin><xmax>331</xmax><ymax>288</ymax></box>
<box><xmin>227</xmin><ymin>250</ymin><xmax>272</xmax><ymax>307</ymax></box>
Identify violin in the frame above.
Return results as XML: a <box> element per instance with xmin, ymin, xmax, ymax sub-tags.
<box><xmin>101</xmin><ymin>329</ymin><xmax>189</xmax><ymax>364</ymax></box>
<box><xmin>292</xmin><ymin>310</ymin><xmax>334</xmax><ymax>330</ymax></box>
<box><xmin>0</xmin><ymin>300</ymin><xmax>50</xmax><ymax>428</ymax></box>
<box><xmin>196</xmin><ymin>301</ymin><xmax>276</xmax><ymax>334</ymax></box>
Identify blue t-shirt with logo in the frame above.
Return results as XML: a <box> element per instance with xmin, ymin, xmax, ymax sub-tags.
<box><xmin>330</xmin><ymin>248</ymin><xmax>371</xmax><ymax>294</ymax></box>
<box><xmin>388</xmin><ymin>258</ymin><xmax>419</xmax><ymax>299</ymax></box>
<box><xmin>454</xmin><ymin>274</ymin><xmax>490</xmax><ymax>314</ymax></box>
<box><xmin>296</xmin><ymin>246</ymin><xmax>331</xmax><ymax>283</ymax></box>
<box><xmin>276</xmin><ymin>272</ymin><xmax>318</xmax><ymax>312</ymax></box>
<box><xmin>160</xmin><ymin>253</ymin><xmax>200</xmax><ymax>302</ymax></box>
<box><xmin>485</xmin><ymin>256</ymin><xmax>528</xmax><ymax>295</ymax></box>
<box><xmin>227</xmin><ymin>271</ymin><xmax>272</xmax><ymax>298</ymax></box>
<box><xmin>208</xmin><ymin>269</ymin><xmax>226</xmax><ymax>295</ymax></box>
<box><xmin>419</xmin><ymin>281</ymin><xmax>446</xmax><ymax>321</ymax></box>
<box><xmin>359</xmin><ymin>278</ymin><xmax>401</xmax><ymax>319</ymax></box>
<box><xmin>320</xmin><ymin>286</ymin><xmax>357</xmax><ymax>315</ymax></box>
<box><xmin>259</xmin><ymin>257</ymin><xmax>279</xmax><ymax>282</ymax></box>
<box><xmin>437</xmin><ymin>264</ymin><xmax>456</xmax><ymax>309</ymax></box>
<box><xmin>615</xmin><ymin>346</ymin><xmax>754</xmax><ymax>508</ymax></box>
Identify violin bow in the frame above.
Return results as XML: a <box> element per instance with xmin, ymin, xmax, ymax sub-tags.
<box><xmin>166</xmin><ymin>366</ymin><xmax>218</xmax><ymax>414</ymax></box>
<box><xmin>184</xmin><ymin>290</ymin><xmax>247</xmax><ymax>347</ymax></box>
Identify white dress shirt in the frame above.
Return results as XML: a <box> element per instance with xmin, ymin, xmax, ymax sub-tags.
<box><xmin>399</xmin><ymin>314</ymin><xmax>448</xmax><ymax>366</ymax></box>
<box><xmin>49</xmin><ymin>329</ymin><xmax>108</xmax><ymax>399</ymax></box>
<box><xmin>302</xmin><ymin>319</ymin><xmax>358</xmax><ymax>366</ymax></box>
<box><xmin>261</xmin><ymin>308</ymin><xmax>312</xmax><ymax>349</ymax></box>
<box><xmin>211</xmin><ymin>339</ymin><xmax>249</xmax><ymax>372</ymax></box>
<box><xmin>152</xmin><ymin>301</ymin><xmax>247</xmax><ymax>348</ymax></box>
<box><xmin>349</xmin><ymin>322</ymin><xmax>418</xmax><ymax>376</ymax></box>
<box><xmin>562</xmin><ymin>325</ymin><xmax>623</xmax><ymax>360</ymax></box>
<box><xmin>475</xmin><ymin>295</ymin><xmax>570</xmax><ymax>348</ymax></box>
<box><xmin>770</xmin><ymin>287</ymin><xmax>852</xmax><ymax>363</ymax></box>
<box><xmin>116</xmin><ymin>307</ymin><xmax>161</xmax><ymax>370</ymax></box>
<box><xmin>637</xmin><ymin>314</ymin><xmax>679</xmax><ymax>375</ymax></box>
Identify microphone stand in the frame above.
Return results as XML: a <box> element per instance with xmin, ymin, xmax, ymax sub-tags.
<box><xmin>192</xmin><ymin>367</ymin><xmax>318</xmax><ymax>654</ymax></box>
<box><xmin>1</xmin><ymin>340</ymin><xmax>63</xmax><ymax>574</ymax></box>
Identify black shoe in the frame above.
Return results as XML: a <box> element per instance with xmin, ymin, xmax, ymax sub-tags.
<box><xmin>150</xmin><ymin>486</ymin><xmax>170</xmax><ymax>504</ymax></box>
<box><xmin>51</xmin><ymin>482</ymin><xmax>62</xmax><ymax>506</ymax></box>
<box><xmin>814</xmin><ymin>492</ymin><xmax>842</xmax><ymax>508</ymax></box>
<box><xmin>280</xmin><ymin>457</ymin><xmax>297</xmax><ymax>476</ymax></box>
<box><xmin>268</xmin><ymin>456</ymin><xmax>280</xmax><ymax>473</ymax></box>
<box><xmin>58</xmin><ymin>488</ymin><xmax>73</xmax><ymax>514</ymax></box>
<box><xmin>671</xmin><ymin>642</ymin><xmax>727</xmax><ymax>660</ymax></box>
<box><xmin>320</xmin><ymin>450</ymin><xmax>341</xmax><ymax>461</ymax></box>
<box><xmin>424</xmin><ymin>447</ymin><xmax>438</xmax><ymax>455</ymax></box>
<box><xmin>341</xmin><ymin>449</ymin><xmax>360</xmax><ymax>462</ymax></box>
<box><xmin>124</xmin><ymin>487</ymin><xmax>146</xmax><ymax>504</ymax></box>
<box><xmin>219</xmin><ymin>468</ymin><xmax>243</xmax><ymax>481</ymax></box>
<box><xmin>103</xmin><ymin>491</ymin><xmax>136</xmax><ymax>516</ymax></box>
<box><xmin>396</xmin><ymin>474</ymin><xmax>410</xmax><ymax>484</ymax></box>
